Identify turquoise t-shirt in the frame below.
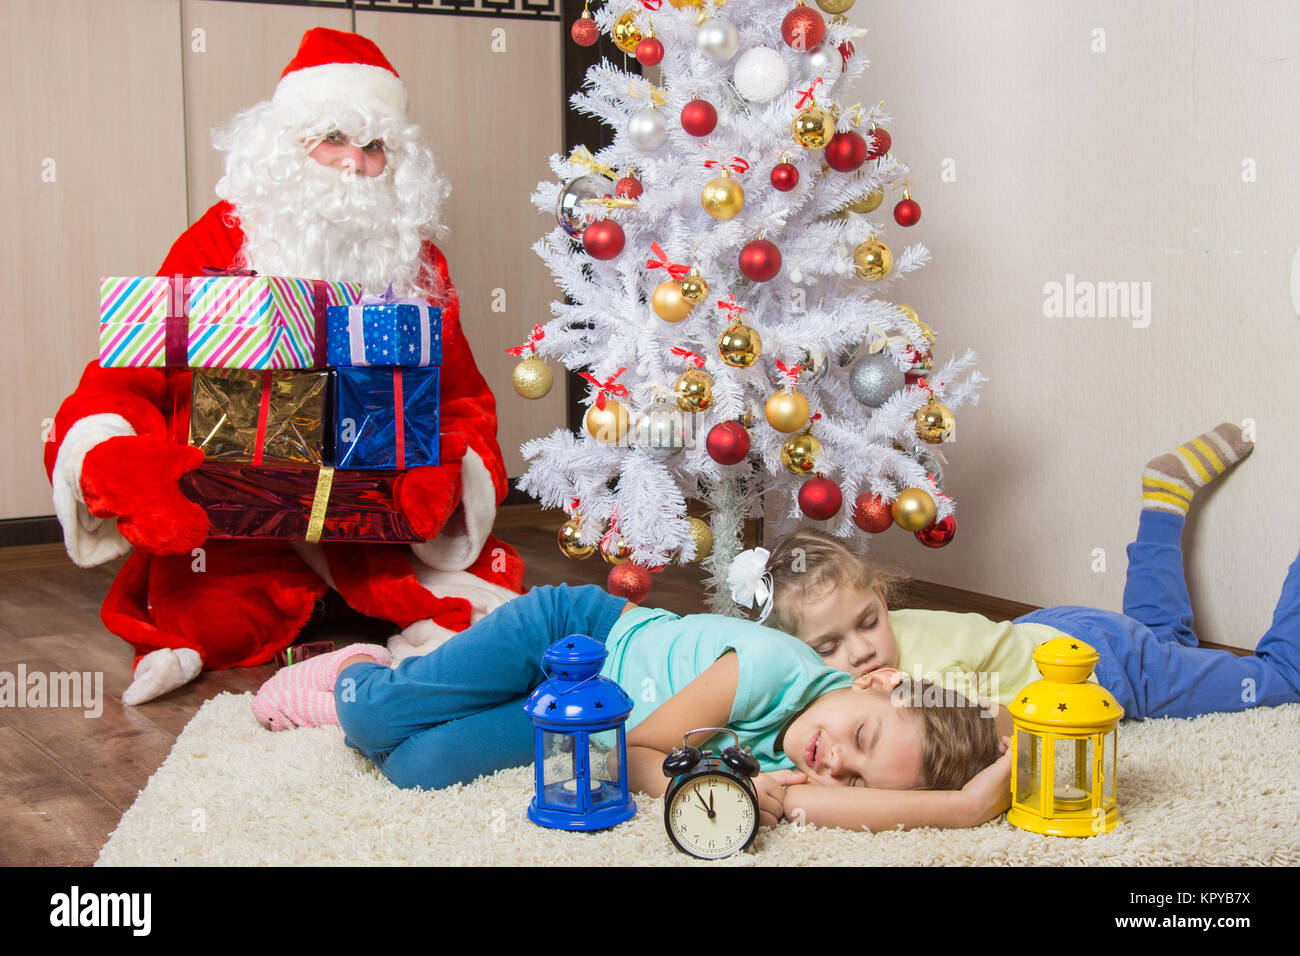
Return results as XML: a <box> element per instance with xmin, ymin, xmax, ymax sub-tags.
<box><xmin>596</xmin><ymin>606</ymin><xmax>854</xmax><ymax>770</ymax></box>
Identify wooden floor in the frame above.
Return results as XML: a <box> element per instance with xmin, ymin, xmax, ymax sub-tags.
<box><xmin>0</xmin><ymin>517</ymin><xmax>1039</xmax><ymax>866</ymax></box>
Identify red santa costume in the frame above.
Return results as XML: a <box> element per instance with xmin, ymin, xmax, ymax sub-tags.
<box><xmin>43</xmin><ymin>28</ymin><xmax>524</xmax><ymax>705</ymax></box>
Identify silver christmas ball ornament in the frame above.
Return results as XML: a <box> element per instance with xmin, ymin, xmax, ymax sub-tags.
<box><xmin>804</xmin><ymin>44</ymin><xmax>843</xmax><ymax>83</ymax></box>
<box><xmin>916</xmin><ymin>450</ymin><xmax>945</xmax><ymax>489</ymax></box>
<box><xmin>555</xmin><ymin>175</ymin><xmax>611</xmax><ymax>239</ymax></box>
<box><xmin>696</xmin><ymin>18</ymin><xmax>740</xmax><ymax>63</ymax></box>
<box><xmin>849</xmin><ymin>352</ymin><xmax>906</xmax><ymax>407</ymax></box>
<box><xmin>632</xmin><ymin>401</ymin><xmax>689</xmax><ymax>459</ymax></box>
<box><xmin>627</xmin><ymin>107</ymin><xmax>668</xmax><ymax>150</ymax></box>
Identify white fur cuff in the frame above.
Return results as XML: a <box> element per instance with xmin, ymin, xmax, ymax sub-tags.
<box><xmin>51</xmin><ymin>413</ymin><xmax>136</xmax><ymax>567</ymax></box>
<box><xmin>409</xmin><ymin>449</ymin><xmax>498</xmax><ymax>572</ymax></box>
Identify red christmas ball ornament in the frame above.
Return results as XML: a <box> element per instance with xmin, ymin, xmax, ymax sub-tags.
<box><xmin>571</xmin><ymin>15</ymin><xmax>600</xmax><ymax>47</ymax></box>
<box><xmin>706</xmin><ymin>421</ymin><xmax>750</xmax><ymax>464</ymax></box>
<box><xmin>837</xmin><ymin>40</ymin><xmax>855</xmax><ymax>67</ymax></box>
<box><xmin>852</xmin><ymin>492</ymin><xmax>893</xmax><ymax>533</ymax></box>
<box><xmin>915</xmin><ymin>515</ymin><xmax>956</xmax><ymax>548</ymax></box>
<box><xmin>635</xmin><ymin>36</ymin><xmax>665</xmax><ymax>66</ymax></box>
<box><xmin>739</xmin><ymin>239</ymin><xmax>782</xmax><ymax>282</ymax></box>
<box><xmin>607</xmin><ymin>562</ymin><xmax>653</xmax><ymax>602</ymax></box>
<box><xmin>614</xmin><ymin>175</ymin><xmax>643</xmax><ymax>200</ymax></box>
<box><xmin>582</xmin><ymin>219</ymin><xmax>625</xmax><ymax>260</ymax></box>
<box><xmin>865</xmin><ymin>126</ymin><xmax>892</xmax><ymax>159</ymax></box>
<box><xmin>799</xmin><ymin>477</ymin><xmax>843</xmax><ymax>521</ymax></box>
<box><xmin>680</xmin><ymin>98</ymin><xmax>718</xmax><ymax>137</ymax></box>
<box><xmin>770</xmin><ymin>162</ymin><xmax>799</xmax><ymax>191</ymax></box>
<box><xmin>781</xmin><ymin>2</ymin><xmax>826</xmax><ymax>52</ymax></box>
<box><xmin>893</xmin><ymin>196</ymin><xmax>922</xmax><ymax>226</ymax></box>
<box><xmin>825</xmin><ymin>130</ymin><xmax>868</xmax><ymax>172</ymax></box>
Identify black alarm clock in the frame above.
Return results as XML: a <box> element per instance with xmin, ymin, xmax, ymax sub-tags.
<box><xmin>662</xmin><ymin>727</ymin><xmax>762</xmax><ymax>860</ymax></box>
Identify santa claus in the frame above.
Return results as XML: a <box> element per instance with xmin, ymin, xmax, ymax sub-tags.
<box><xmin>43</xmin><ymin>28</ymin><xmax>524</xmax><ymax>705</ymax></box>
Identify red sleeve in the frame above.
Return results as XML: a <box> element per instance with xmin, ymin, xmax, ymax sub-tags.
<box><xmin>423</xmin><ymin>242</ymin><xmax>508</xmax><ymax>503</ymax></box>
<box><xmin>157</xmin><ymin>201</ymin><xmax>245</xmax><ymax>276</ymax></box>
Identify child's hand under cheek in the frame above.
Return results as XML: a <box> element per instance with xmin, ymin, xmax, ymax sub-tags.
<box><xmin>752</xmin><ymin>770</ymin><xmax>808</xmax><ymax>828</ymax></box>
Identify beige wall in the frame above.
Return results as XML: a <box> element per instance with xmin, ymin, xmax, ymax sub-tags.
<box><xmin>3</xmin><ymin>0</ymin><xmax>564</xmax><ymax>522</ymax></box>
<box><xmin>2</xmin><ymin>0</ymin><xmax>188</xmax><ymax>520</ymax></box>
<box><xmin>842</xmin><ymin>1</ymin><xmax>1300</xmax><ymax>649</ymax></box>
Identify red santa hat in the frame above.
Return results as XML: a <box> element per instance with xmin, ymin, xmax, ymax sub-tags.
<box><xmin>271</xmin><ymin>27</ymin><xmax>408</xmax><ymax>126</ymax></box>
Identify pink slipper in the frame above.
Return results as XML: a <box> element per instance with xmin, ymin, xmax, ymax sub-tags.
<box><xmin>251</xmin><ymin>644</ymin><xmax>390</xmax><ymax>731</ymax></box>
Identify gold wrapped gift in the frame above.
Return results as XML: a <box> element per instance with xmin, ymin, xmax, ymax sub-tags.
<box><xmin>189</xmin><ymin>368</ymin><xmax>330</xmax><ymax>465</ymax></box>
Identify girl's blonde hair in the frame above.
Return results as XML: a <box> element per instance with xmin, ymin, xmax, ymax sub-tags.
<box><xmin>764</xmin><ymin>529</ymin><xmax>908</xmax><ymax>634</ymax></box>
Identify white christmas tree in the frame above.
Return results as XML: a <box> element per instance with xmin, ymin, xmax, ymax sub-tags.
<box><xmin>513</xmin><ymin>0</ymin><xmax>986</xmax><ymax>611</ymax></box>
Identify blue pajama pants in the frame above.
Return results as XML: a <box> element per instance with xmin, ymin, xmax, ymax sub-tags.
<box><xmin>335</xmin><ymin>583</ymin><xmax>628</xmax><ymax>790</ymax></box>
<box><xmin>1014</xmin><ymin>511</ymin><xmax>1300</xmax><ymax>719</ymax></box>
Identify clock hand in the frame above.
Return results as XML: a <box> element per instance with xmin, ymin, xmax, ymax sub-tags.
<box><xmin>708</xmin><ymin>789</ymin><xmax>714</xmax><ymax>815</ymax></box>
<box><xmin>694</xmin><ymin>789</ymin><xmax>713</xmax><ymax>818</ymax></box>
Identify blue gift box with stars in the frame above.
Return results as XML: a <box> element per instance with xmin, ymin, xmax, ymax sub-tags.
<box><xmin>325</xmin><ymin>291</ymin><xmax>442</xmax><ymax>368</ymax></box>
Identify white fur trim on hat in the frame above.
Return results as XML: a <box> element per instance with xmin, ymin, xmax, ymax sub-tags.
<box><xmin>272</xmin><ymin>62</ymin><xmax>408</xmax><ymax>125</ymax></box>
<box><xmin>409</xmin><ymin>449</ymin><xmax>497</xmax><ymax>572</ymax></box>
<box><xmin>51</xmin><ymin>413</ymin><xmax>136</xmax><ymax>567</ymax></box>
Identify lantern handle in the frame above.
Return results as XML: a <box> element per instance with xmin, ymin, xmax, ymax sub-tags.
<box><xmin>540</xmin><ymin>660</ymin><xmax>601</xmax><ymax>696</ymax></box>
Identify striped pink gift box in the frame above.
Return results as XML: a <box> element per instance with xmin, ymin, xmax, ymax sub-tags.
<box><xmin>98</xmin><ymin>275</ymin><xmax>361</xmax><ymax>369</ymax></box>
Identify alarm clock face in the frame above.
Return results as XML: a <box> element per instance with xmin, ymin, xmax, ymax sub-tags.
<box><xmin>665</xmin><ymin>770</ymin><xmax>759</xmax><ymax>860</ymax></box>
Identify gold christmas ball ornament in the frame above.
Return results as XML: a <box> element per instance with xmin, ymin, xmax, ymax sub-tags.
<box><xmin>791</xmin><ymin>106</ymin><xmax>834</xmax><ymax>150</ymax></box>
<box><xmin>848</xmin><ymin>188</ymin><xmax>885</xmax><ymax>214</ymax></box>
<box><xmin>892</xmin><ymin>488</ymin><xmax>937</xmax><ymax>532</ymax></box>
<box><xmin>511</xmin><ymin>357</ymin><xmax>553</xmax><ymax>399</ymax></box>
<box><xmin>557</xmin><ymin>518</ymin><xmax>596</xmax><ymax>559</ymax></box>
<box><xmin>652</xmin><ymin>279</ymin><xmax>694</xmax><ymax>322</ymax></box>
<box><xmin>780</xmin><ymin>431</ymin><xmax>822</xmax><ymax>476</ymax></box>
<box><xmin>674</xmin><ymin>367</ymin><xmax>715</xmax><ymax>412</ymax></box>
<box><xmin>701</xmin><ymin>171</ymin><xmax>745</xmax><ymax>221</ymax></box>
<box><xmin>815</xmin><ymin>0</ymin><xmax>856</xmax><ymax>14</ymax></box>
<box><xmin>684</xmin><ymin>516</ymin><xmax>713</xmax><ymax>563</ymax></box>
<box><xmin>612</xmin><ymin>11</ymin><xmax>644</xmax><ymax>53</ymax></box>
<box><xmin>853</xmin><ymin>239</ymin><xmax>893</xmax><ymax>281</ymax></box>
<box><xmin>765</xmin><ymin>389</ymin><xmax>811</xmax><ymax>433</ymax></box>
<box><xmin>600</xmin><ymin>531</ymin><xmax>634</xmax><ymax>565</ymax></box>
<box><xmin>914</xmin><ymin>400</ymin><xmax>955</xmax><ymax>444</ymax></box>
<box><xmin>680</xmin><ymin>267</ymin><xmax>710</xmax><ymax>304</ymax></box>
<box><xmin>585</xmin><ymin>399</ymin><xmax>630</xmax><ymax>443</ymax></box>
<box><xmin>718</xmin><ymin>323</ymin><xmax>762</xmax><ymax>368</ymax></box>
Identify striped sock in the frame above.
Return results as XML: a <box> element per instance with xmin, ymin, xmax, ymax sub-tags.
<box><xmin>251</xmin><ymin>643</ymin><xmax>390</xmax><ymax>731</ymax></box>
<box><xmin>1142</xmin><ymin>423</ymin><xmax>1254</xmax><ymax>516</ymax></box>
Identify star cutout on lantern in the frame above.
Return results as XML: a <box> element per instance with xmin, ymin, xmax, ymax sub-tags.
<box><xmin>595</xmin><ymin>701</ymin><xmax>604</xmax><ymax>709</ymax></box>
<box><xmin>1057</xmin><ymin>702</ymin><xmax>1068</xmax><ymax>712</ymax></box>
<box><xmin>1103</xmin><ymin>700</ymin><xmax>1110</xmax><ymax>707</ymax></box>
<box><xmin>1070</xmin><ymin>643</ymin><xmax>1079</xmax><ymax>650</ymax></box>
<box><xmin>566</xmin><ymin>642</ymin><xmax>575</xmax><ymax>649</ymax></box>
<box><xmin>1021</xmin><ymin>696</ymin><xmax>1028</xmax><ymax>704</ymax></box>
<box><xmin>547</xmin><ymin>701</ymin><xmax>556</xmax><ymax>711</ymax></box>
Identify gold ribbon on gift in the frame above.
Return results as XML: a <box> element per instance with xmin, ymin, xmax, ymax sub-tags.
<box><xmin>305</xmin><ymin>465</ymin><xmax>336</xmax><ymax>544</ymax></box>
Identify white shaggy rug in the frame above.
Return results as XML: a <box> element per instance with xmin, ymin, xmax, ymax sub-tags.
<box><xmin>97</xmin><ymin>694</ymin><xmax>1300</xmax><ymax>866</ymax></box>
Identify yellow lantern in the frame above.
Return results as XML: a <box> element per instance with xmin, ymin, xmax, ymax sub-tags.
<box><xmin>1007</xmin><ymin>638</ymin><xmax>1124</xmax><ymax>837</ymax></box>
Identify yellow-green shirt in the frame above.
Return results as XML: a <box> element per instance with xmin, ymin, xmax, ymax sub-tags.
<box><xmin>889</xmin><ymin>609</ymin><xmax>1086</xmax><ymax>706</ymax></box>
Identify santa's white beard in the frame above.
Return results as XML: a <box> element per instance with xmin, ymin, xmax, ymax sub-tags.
<box><xmin>237</xmin><ymin>159</ymin><xmax>431</xmax><ymax>297</ymax></box>
<box><xmin>212</xmin><ymin>101</ymin><xmax>451</xmax><ymax>301</ymax></box>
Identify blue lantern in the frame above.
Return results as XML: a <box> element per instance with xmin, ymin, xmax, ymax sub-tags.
<box><xmin>523</xmin><ymin>635</ymin><xmax>636</xmax><ymax>831</ymax></box>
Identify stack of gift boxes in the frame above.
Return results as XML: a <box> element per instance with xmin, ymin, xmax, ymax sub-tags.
<box><xmin>98</xmin><ymin>271</ymin><xmax>441</xmax><ymax>544</ymax></box>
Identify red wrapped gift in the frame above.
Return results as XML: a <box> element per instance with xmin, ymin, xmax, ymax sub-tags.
<box><xmin>180</xmin><ymin>461</ymin><xmax>420</xmax><ymax>543</ymax></box>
